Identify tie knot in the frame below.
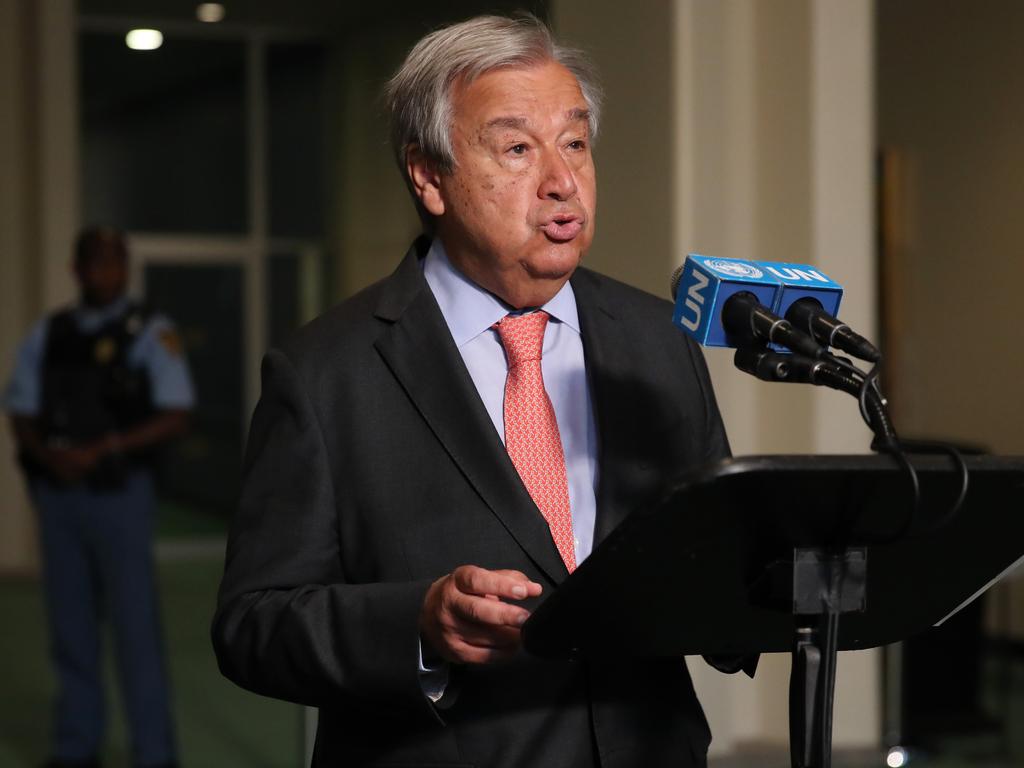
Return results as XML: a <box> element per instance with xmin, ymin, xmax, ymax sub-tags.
<box><xmin>494</xmin><ymin>311</ymin><xmax>550</xmax><ymax>367</ymax></box>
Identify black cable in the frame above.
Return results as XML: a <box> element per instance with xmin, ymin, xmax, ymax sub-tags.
<box><xmin>733</xmin><ymin>343</ymin><xmax>968</xmax><ymax>538</ymax></box>
<box><xmin>872</xmin><ymin>442</ymin><xmax>921</xmax><ymax>542</ymax></box>
<box><xmin>893</xmin><ymin>439</ymin><xmax>970</xmax><ymax>529</ymax></box>
<box><xmin>818</xmin><ymin>560</ymin><xmax>841</xmax><ymax>765</ymax></box>
<box><xmin>813</xmin><ymin>362</ymin><xmax>917</xmax><ymax>522</ymax></box>
<box><xmin>820</xmin><ymin>607</ymin><xmax>840</xmax><ymax>761</ymax></box>
<box><xmin>814</xmin><ymin>366</ymin><xmax>897</xmax><ymax>446</ymax></box>
<box><xmin>814</xmin><ymin>364</ymin><xmax>921</xmax><ymax>540</ymax></box>
<box><xmin>852</xmin><ymin>364</ymin><xmax>922</xmax><ymax>541</ymax></box>
<box><xmin>933</xmin><ymin>444</ymin><xmax>969</xmax><ymax>527</ymax></box>
<box><xmin>858</xmin><ymin>365</ymin><xmax>881</xmax><ymax>428</ymax></box>
<box><xmin>826</xmin><ymin>354</ymin><xmax>868</xmax><ymax>381</ymax></box>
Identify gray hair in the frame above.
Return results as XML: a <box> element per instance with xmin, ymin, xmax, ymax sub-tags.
<box><xmin>384</xmin><ymin>14</ymin><xmax>603</xmax><ymax>228</ymax></box>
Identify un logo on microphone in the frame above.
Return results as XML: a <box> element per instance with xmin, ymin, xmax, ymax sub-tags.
<box><xmin>705</xmin><ymin>259</ymin><xmax>764</xmax><ymax>279</ymax></box>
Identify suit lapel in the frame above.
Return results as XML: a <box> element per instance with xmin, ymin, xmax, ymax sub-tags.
<box><xmin>373</xmin><ymin>243</ymin><xmax>569</xmax><ymax>585</ymax></box>
<box><xmin>571</xmin><ymin>269</ymin><xmax>639</xmax><ymax>548</ymax></box>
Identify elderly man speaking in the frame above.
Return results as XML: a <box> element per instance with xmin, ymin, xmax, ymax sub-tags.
<box><xmin>213</xmin><ymin>14</ymin><xmax>749</xmax><ymax>768</ymax></box>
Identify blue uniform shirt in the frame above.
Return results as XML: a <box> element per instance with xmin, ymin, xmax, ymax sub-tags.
<box><xmin>3</xmin><ymin>296</ymin><xmax>196</xmax><ymax>417</ymax></box>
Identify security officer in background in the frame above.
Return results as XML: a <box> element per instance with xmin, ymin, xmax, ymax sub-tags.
<box><xmin>4</xmin><ymin>226</ymin><xmax>194</xmax><ymax>768</ymax></box>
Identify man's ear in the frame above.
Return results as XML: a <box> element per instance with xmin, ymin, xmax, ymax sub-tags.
<box><xmin>406</xmin><ymin>145</ymin><xmax>446</xmax><ymax>217</ymax></box>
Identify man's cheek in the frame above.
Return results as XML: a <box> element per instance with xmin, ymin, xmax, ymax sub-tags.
<box><xmin>483</xmin><ymin>177</ymin><xmax>528</xmax><ymax>220</ymax></box>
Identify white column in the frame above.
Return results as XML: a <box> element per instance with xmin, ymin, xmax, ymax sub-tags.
<box><xmin>0</xmin><ymin>0</ymin><xmax>78</xmax><ymax>574</ymax></box>
<box><xmin>809</xmin><ymin>0</ymin><xmax>876</xmax><ymax>456</ymax></box>
<box><xmin>37</xmin><ymin>0</ymin><xmax>79</xmax><ymax>309</ymax></box>
<box><xmin>810</xmin><ymin>0</ymin><xmax>880</xmax><ymax>748</ymax></box>
<box><xmin>327</xmin><ymin>26</ymin><xmax>421</xmax><ymax>299</ymax></box>
<box><xmin>0</xmin><ymin>0</ymin><xmax>37</xmax><ymax>574</ymax></box>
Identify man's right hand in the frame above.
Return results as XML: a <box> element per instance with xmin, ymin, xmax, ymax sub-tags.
<box><xmin>420</xmin><ymin>565</ymin><xmax>543</xmax><ymax>664</ymax></box>
<box><xmin>46</xmin><ymin>445</ymin><xmax>102</xmax><ymax>485</ymax></box>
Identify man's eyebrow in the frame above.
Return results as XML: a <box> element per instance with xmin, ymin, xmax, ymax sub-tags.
<box><xmin>483</xmin><ymin>116</ymin><xmax>529</xmax><ymax>131</ymax></box>
<box><xmin>567</xmin><ymin>107</ymin><xmax>590</xmax><ymax>124</ymax></box>
<box><xmin>481</xmin><ymin>108</ymin><xmax>590</xmax><ymax>135</ymax></box>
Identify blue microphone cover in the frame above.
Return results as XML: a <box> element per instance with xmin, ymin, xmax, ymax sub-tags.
<box><xmin>672</xmin><ymin>255</ymin><xmax>782</xmax><ymax>347</ymax></box>
<box><xmin>760</xmin><ymin>261</ymin><xmax>843</xmax><ymax>320</ymax></box>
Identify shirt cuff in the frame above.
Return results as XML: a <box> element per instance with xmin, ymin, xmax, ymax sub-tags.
<box><xmin>417</xmin><ymin>638</ymin><xmax>450</xmax><ymax>703</ymax></box>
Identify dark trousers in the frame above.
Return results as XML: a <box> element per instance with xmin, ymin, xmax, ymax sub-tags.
<box><xmin>33</xmin><ymin>471</ymin><xmax>176</xmax><ymax>767</ymax></box>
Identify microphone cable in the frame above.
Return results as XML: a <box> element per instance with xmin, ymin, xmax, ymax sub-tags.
<box><xmin>817</xmin><ymin>352</ymin><xmax>969</xmax><ymax>538</ymax></box>
<box><xmin>736</xmin><ymin>344</ymin><xmax>968</xmax><ymax>541</ymax></box>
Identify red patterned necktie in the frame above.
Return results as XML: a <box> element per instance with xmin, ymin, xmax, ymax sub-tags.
<box><xmin>493</xmin><ymin>311</ymin><xmax>576</xmax><ymax>573</ymax></box>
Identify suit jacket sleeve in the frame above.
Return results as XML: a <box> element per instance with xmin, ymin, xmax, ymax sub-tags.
<box><xmin>211</xmin><ymin>348</ymin><xmax>439</xmax><ymax>720</ymax></box>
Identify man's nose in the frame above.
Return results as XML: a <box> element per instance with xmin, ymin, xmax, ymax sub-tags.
<box><xmin>538</xmin><ymin>149</ymin><xmax>577</xmax><ymax>201</ymax></box>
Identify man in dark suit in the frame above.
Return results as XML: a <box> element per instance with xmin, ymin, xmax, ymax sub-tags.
<box><xmin>213</xmin><ymin>14</ymin><xmax>750</xmax><ymax>768</ymax></box>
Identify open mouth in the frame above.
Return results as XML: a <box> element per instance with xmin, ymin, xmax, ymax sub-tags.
<box><xmin>541</xmin><ymin>215</ymin><xmax>583</xmax><ymax>242</ymax></box>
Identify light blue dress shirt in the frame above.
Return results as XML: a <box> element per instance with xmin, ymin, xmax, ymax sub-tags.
<box><xmin>422</xmin><ymin>238</ymin><xmax>600</xmax><ymax>564</ymax></box>
<box><xmin>3</xmin><ymin>296</ymin><xmax>196</xmax><ymax>416</ymax></box>
<box><xmin>416</xmin><ymin>239</ymin><xmax>600</xmax><ymax>702</ymax></box>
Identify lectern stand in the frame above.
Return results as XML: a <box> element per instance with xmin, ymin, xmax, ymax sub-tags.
<box><xmin>522</xmin><ymin>454</ymin><xmax>1024</xmax><ymax>768</ymax></box>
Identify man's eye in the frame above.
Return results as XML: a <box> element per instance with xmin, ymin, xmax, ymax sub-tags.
<box><xmin>508</xmin><ymin>144</ymin><xmax>528</xmax><ymax>155</ymax></box>
<box><xmin>567</xmin><ymin>139</ymin><xmax>587</xmax><ymax>151</ymax></box>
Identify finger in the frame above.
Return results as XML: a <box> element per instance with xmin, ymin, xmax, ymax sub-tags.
<box><xmin>448</xmin><ymin>591</ymin><xmax>530</xmax><ymax>628</ymax></box>
<box><xmin>453</xmin><ymin>566</ymin><xmax>542</xmax><ymax>600</ymax></box>
<box><xmin>492</xmin><ymin>570</ymin><xmax>544</xmax><ymax>598</ymax></box>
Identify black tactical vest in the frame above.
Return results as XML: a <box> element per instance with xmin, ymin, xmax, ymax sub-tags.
<box><xmin>32</xmin><ymin>302</ymin><xmax>156</xmax><ymax>487</ymax></box>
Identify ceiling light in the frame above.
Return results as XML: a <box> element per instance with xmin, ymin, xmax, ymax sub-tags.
<box><xmin>125</xmin><ymin>29</ymin><xmax>163</xmax><ymax>51</ymax></box>
<box><xmin>196</xmin><ymin>3</ymin><xmax>226</xmax><ymax>23</ymax></box>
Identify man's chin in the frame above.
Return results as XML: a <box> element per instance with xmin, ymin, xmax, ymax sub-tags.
<box><xmin>523</xmin><ymin>244</ymin><xmax>585</xmax><ymax>281</ymax></box>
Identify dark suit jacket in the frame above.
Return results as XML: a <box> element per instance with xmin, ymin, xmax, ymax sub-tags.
<box><xmin>212</xmin><ymin>238</ymin><xmax>733</xmax><ymax>768</ymax></box>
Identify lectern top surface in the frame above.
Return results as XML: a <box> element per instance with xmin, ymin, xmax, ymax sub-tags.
<box><xmin>523</xmin><ymin>454</ymin><xmax>1024</xmax><ymax>657</ymax></box>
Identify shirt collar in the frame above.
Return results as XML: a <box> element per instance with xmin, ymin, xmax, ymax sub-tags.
<box><xmin>75</xmin><ymin>296</ymin><xmax>131</xmax><ymax>332</ymax></box>
<box><xmin>422</xmin><ymin>238</ymin><xmax>581</xmax><ymax>348</ymax></box>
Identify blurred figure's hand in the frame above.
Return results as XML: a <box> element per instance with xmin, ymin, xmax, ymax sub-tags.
<box><xmin>46</xmin><ymin>445</ymin><xmax>103</xmax><ymax>485</ymax></box>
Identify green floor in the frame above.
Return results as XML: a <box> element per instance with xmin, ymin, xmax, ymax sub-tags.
<box><xmin>0</xmin><ymin>551</ymin><xmax>303</xmax><ymax>768</ymax></box>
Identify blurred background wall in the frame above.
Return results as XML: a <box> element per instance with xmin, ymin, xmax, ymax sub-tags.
<box><xmin>0</xmin><ymin>0</ymin><xmax>1022</xmax><ymax>766</ymax></box>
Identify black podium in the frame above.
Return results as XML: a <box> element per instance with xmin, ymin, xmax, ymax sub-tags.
<box><xmin>522</xmin><ymin>454</ymin><xmax>1024</xmax><ymax>768</ymax></box>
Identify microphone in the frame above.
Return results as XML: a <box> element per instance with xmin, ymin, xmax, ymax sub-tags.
<box><xmin>734</xmin><ymin>347</ymin><xmax>847</xmax><ymax>388</ymax></box>
<box><xmin>758</xmin><ymin>260</ymin><xmax>844</xmax><ymax>327</ymax></box>
<box><xmin>785</xmin><ymin>297</ymin><xmax>881</xmax><ymax>363</ymax></box>
<box><xmin>734</xmin><ymin>346</ymin><xmax>897</xmax><ymax>442</ymax></box>
<box><xmin>671</xmin><ymin>255</ymin><xmax>824</xmax><ymax>357</ymax></box>
<box><xmin>720</xmin><ymin>292</ymin><xmax>826</xmax><ymax>358</ymax></box>
<box><xmin>756</xmin><ymin>260</ymin><xmax>878</xmax><ymax>363</ymax></box>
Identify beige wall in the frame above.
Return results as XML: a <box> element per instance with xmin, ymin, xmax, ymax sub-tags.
<box><xmin>878</xmin><ymin>0</ymin><xmax>1024</xmax><ymax>456</ymax></box>
<box><xmin>879</xmin><ymin>0</ymin><xmax>1024</xmax><ymax>669</ymax></box>
<box><xmin>0</xmin><ymin>0</ymin><xmax>39</xmax><ymax>575</ymax></box>
<box><xmin>0</xmin><ymin>0</ymin><xmax>78</xmax><ymax>574</ymax></box>
<box><xmin>327</xmin><ymin>25</ymin><xmax>421</xmax><ymax>299</ymax></box>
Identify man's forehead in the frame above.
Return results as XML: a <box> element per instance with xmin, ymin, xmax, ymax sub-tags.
<box><xmin>454</xmin><ymin>61</ymin><xmax>587</xmax><ymax>122</ymax></box>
